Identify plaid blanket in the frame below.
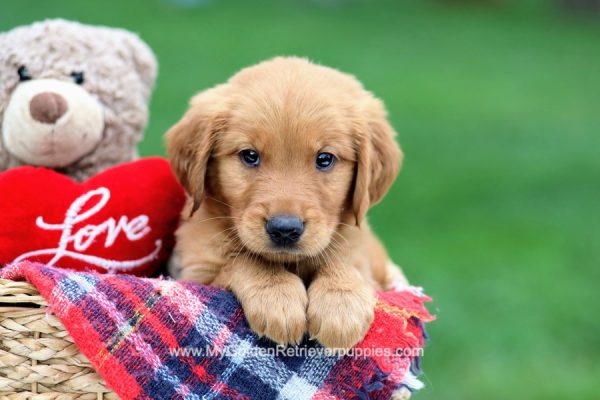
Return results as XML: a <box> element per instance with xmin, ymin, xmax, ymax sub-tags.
<box><xmin>1</xmin><ymin>262</ymin><xmax>434</xmax><ymax>400</ymax></box>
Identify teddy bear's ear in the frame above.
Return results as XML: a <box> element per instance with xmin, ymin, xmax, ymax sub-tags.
<box><xmin>119</xmin><ymin>30</ymin><xmax>158</xmax><ymax>98</ymax></box>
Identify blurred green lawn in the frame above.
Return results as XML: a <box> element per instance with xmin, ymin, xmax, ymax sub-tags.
<box><xmin>2</xmin><ymin>1</ymin><xmax>599</xmax><ymax>398</ymax></box>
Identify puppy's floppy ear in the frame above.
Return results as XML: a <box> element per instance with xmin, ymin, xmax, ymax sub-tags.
<box><xmin>353</xmin><ymin>97</ymin><xmax>403</xmax><ymax>225</ymax></box>
<box><xmin>166</xmin><ymin>85</ymin><xmax>229</xmax><ymax>214</ymax></box>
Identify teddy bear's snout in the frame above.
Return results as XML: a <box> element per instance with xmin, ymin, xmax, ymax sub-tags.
<box><xmin>29</xmin><ymin>92</ymin><xmax>68</xmax><ymax>124</ymax></box>
<box><xmin>2</xmin><ymin>78</ymin><xmax>105</xmax><ymax>168</ymax></box>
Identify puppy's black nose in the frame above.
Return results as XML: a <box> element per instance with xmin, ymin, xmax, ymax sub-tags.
<box><xmin>266</xmin><ymin>215</ymin><xmax>304</xmax><ymax>247</ymax></box>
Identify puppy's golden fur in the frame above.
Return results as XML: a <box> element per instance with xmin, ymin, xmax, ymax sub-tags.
<box><xmin>166</xmin><ymin>57</ymin><xmax>407</xmax><ymax>349</ymax></box>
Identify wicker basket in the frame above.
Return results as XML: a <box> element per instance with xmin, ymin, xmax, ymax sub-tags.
<box><xmin>0</xmin><ymin>278</ymin><xmax>117</xmax><ymax>399</ymax></box>
<box><xmin>0</xmin><ymin>277</ymin><xmax>416</xmax><ymax>400</ymax></box>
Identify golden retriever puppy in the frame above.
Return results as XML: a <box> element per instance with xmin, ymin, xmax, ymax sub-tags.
<box><xmin>166</xmin><ymin>57</ymin><xmax>407</xmax><ymax>349</ymax></box>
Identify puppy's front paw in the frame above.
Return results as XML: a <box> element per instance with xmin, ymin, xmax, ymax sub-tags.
<box><xmin>240</xmin><ymin>277</ymin><xmax>308</xmax><ymax>346</ymax></box>
<box><xmin>307</xmin><ymin>281</ymin><xmax>375</xmax><ymax>350</ymax></box>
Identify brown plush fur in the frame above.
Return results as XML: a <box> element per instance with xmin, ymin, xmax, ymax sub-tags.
<box><xmin>166</xmin><ymin>57</ymin><xmax>407</xmax><ymax>349</ymax></box>
<box><xmin>0</xmin><ymin>19</ymin><xmax>157</xmax><ymax>180</ymax></box>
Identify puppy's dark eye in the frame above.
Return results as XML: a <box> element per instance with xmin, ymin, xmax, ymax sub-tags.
<box><xmin>316</xmin><ymin>152</ymin><xmax>336</xmax><ymax>171</ymax></box>
<box><xmin>240</xmin><ymin>149</ymin><xmax>260</xmax><ymax>168</ymax></box>
<box><xmin>70</xmin><ymin>71</ymin><xmax>85</xmax><ymax>85</ymax></box>
<box><xmin>18</xmin><ymin>66</ymin><xmax>32</xmax><ymax>82</ymax></box>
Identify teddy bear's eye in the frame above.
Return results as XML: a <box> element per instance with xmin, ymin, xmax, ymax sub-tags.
<box><xmin>18</xmin><ymin>66</ymin><xmax>32</xmax><ymax>82</ymax></box>
<box><xmin>70</xmin><ymin>71</ymin><xmax>85</xmax><ymax>85</ymax></box>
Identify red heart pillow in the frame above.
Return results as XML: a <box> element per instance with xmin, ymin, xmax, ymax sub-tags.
<box><xmin>0</xmin><ymin>157</ymin><xmax>186</xmax><ymax>276</ymax></box>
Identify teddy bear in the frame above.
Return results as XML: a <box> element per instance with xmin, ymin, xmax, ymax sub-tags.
<box><xmin>0</xmin><ymin>19</ymin><xmax>157</xmax><ymax>181</ymax></box>
<box><xmin>0</xmin><ymin>20</ymin><xmax>186</xmax><ymax>277</ymax></box>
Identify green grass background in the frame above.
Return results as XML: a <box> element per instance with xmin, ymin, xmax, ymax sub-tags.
<box><xmin>2</xmin><ymin>1</ymin><xmax>599</xmax><ymax>398</ymax></box>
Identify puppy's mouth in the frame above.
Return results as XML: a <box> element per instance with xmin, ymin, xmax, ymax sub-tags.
<box><xmin>229</xmin><ymin>245</ymin><xmax>302</xmax><ymax>265</ymax></box>
<box><xmin>267</xmin><ymin>243</ymin><xmax>305</xmax><ymax>255</ymax></box>
<box><xmin>236</xmin><ymin>234</ymin><xmax>332</xmax><ymax>264</ymax></box>
<box><xmin>253</xmin><ymin>242</ymin><xmax>308</xmax><ymax>263</ymax></box>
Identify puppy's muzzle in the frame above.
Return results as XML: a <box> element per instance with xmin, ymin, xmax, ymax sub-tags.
<box><xmin>265</xmin><ymin>215</ymin><xmax>304</xmax><ymax>247</ymax></box>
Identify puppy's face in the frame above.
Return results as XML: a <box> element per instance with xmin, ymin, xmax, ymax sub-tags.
<box><xmin>167</xmin><ymin>57</ymin><xmax>402</xmax><ymax>261</ymax></box>
<box><xmin>211</xmin><ymin>100</ymin><xmax>357</xmax><ymax>259</ymax></box>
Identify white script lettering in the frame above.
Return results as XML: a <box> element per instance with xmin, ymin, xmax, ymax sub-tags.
<box><xmin>13</xmin><ymin>187</ymin><xmax>161</xmax><ymax>271</ymax></box>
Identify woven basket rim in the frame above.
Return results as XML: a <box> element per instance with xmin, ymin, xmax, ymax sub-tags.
<box><xmin>0</xmin><ymin>278</ymin><xmax>47</xmax><ymax>306</ymax></box>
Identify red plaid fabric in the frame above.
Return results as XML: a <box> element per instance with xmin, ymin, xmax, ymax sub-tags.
<box><xmin>1</xmin><ymin>262</ymin><xmax>434</xmax><ymax>400</ymax></box>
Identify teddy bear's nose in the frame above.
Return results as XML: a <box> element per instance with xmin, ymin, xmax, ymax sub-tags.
<box><xmin>29</xmin><ymin>92</ymin><xmax>68</xmax><ymax>124</ymax></box>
